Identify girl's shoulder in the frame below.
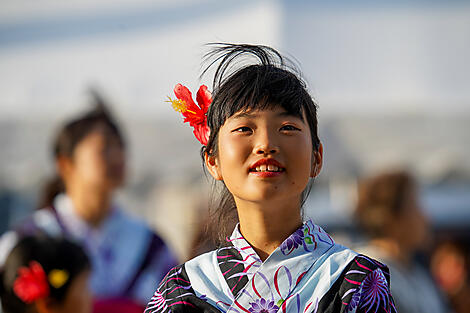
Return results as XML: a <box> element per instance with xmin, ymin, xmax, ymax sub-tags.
<box><xmin>145</xmin><ymin>249</ymin><xmax>229</xmax><ymax>313</ymax></box>
<box><xmin>316</xmin><ymin>252</ymin><xmax>396</xmax><ymax>313</ymax></box>
<box><xmin>145</xmin><ymin>257</ymin><xmax>222</xmax><ymax>313</ymax></box>
<box><xmin>155</xmin><ymin>249</ymin><xmax>222</xmax><ymax>295</ymax></box>
<box><xmin>346</xmin><ymin>252</ymin><xmax>391</xmax><ymax>276</ymax></box>
<box><xmin>146</xmin><ymin>248</ymin><xmax>396</xmax><ymax>313</ymax></box>
<box><xmin>334</xmin><ymin>242</ymin><xmax>391</xmax><ymax>279</ymax></box>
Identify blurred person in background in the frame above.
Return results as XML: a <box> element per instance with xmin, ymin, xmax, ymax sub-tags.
<box><xmin>0</xmin><ymin>94</ymin><xmax>177</xmax><ymax>311</ymax></box>
<box><xmin>0</xmin><ymin>235</ymin><xmax>91</xmax><ymax>313</ymax></box>
<box><xmin>431</xmin><ymin>240</ymin><xmax>470</xmax><ymax>313</ymax></box>
<box><xmin>354</xmin><ymin>170</ymin><xmax>450</xmax><ymax>313</ymax></box>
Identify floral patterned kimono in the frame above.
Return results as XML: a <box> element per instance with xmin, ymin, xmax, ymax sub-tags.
<box><xmin>145</xmin><ymin>220</ymin><xmax>396</xmax><ymax>313</ymax></box>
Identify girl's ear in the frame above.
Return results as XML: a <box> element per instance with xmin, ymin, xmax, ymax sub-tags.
<box><xmin>310</xmin><ymin>142</ymin><xmax>323</xmax><ymax>178</ymax></box>
<box><xmin>205</xmin><ymin>152</ymin><xmax>223</xmax><ymax>181</ymax></box>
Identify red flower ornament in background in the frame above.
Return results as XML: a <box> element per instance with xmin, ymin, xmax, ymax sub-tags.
<box><xmin>167</xmin><ymin>84</ymin><xmax>212</xmax><ymax>146</ymax></box>
<box><xmin>13</xmin><ymin>261</ymin><xmax>50</xmax><ymax>304</ymax></box>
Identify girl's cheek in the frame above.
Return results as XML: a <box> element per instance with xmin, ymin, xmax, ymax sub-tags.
<box><xmin>221</xmin><ymin>135</ymin><xmax>249</xmax><ymax>159</ymax></box>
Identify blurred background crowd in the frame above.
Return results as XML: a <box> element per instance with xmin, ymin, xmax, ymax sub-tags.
<box><xmin>0</xmin><ymin>0</ymin><xmax>469</xmax><ymax>313</ymax></box>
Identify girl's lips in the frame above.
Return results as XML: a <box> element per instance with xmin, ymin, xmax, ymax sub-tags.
<box><xmin>248</xmin><ymin>158</ymin><xmax>285</xmax><ymax>178</ymax></box>
<box><xmin>249</xmin><ymin>158</ymin><xmax>285</xmax><ymax>170</ymax></box>
<box><xmin>249</xmin><ymin>171</ymin><xmax>283</xmax><ymax>178</ymax></box>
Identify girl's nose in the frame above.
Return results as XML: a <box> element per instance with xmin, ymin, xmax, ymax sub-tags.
<box><xmin>255</xmin><ymin>146</ymin><xmax>278</xmax><ymax>155</ymax></box>
<box><xmin>254</xmin><ymin>132</ymin><xmax>279</xmax><ymax>155</ymax></box>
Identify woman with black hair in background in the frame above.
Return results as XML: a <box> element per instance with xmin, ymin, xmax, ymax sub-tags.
<box><xmin>0</xmin><ymin>94</ymin><xmax>177</xmax><ymax>311</ymax></box>
<box><xmin>0</xmin><ymin>235</ymin><xmax>91</xmax><ymax>313</ymax></box>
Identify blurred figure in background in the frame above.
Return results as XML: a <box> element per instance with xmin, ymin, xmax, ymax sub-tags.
<box><xmin>354</xmin><ymin>170</ymin><xmax>450</xmax><ymax>313</ymax></box>
<box><xmin>0</xmin><ymin>94</ymin><xmax>177</xmax><ymax>311</ymax></box>
<box><xmin>0</xmin><ymin>235</ymin><xmax>91</xmax><ymax>313</ymax></box>
<box><xmin>431</xmin><ymin>240</ymin><xmax>470</xmax><ymax>313</ymax></box>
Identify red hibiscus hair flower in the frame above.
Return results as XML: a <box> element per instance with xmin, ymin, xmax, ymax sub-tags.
<box><xmin>167</xmin><ymin>84</ymin><xmax>212</xmax><ymax>146</ymax></box>
<box><xmin>13</xmin><ymin>261</ymin><xmax>50</xmax><ymax>304</ymax></box>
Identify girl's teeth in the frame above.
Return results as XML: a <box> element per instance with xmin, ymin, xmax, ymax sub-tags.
<box><xmin>252</xmin><ymin>164</ymin><xmax>283</xmax><ymax>172</ymax></box>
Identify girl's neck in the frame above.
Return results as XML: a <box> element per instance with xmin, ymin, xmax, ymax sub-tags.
<box><xmin>66</xmin><ymin>187</ymin><xmax>112</xmax><ymax>228</ymax></box>
<box><xmin>236</xmin><ymin>197</ymin><xmax>303</xmax><ymax>261</ymax></box>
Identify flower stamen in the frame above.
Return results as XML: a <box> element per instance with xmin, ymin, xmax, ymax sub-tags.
<box><xmin>167</xmin><ymin>97</ymin><xmax>187</xmax><ymax>113</ymax></box>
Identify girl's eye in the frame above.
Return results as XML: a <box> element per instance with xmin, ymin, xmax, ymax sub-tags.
<box><xmin>232</xmin><ymin>126</ymin><xmax>252</xmax><ymax>133</ymax></box>
<box><xmin>280</xmin><ymin>125</ymin><xmax>300</xmax><ymax>131</ymax></box>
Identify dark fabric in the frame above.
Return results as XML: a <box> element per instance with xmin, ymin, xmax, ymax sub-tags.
<box><xmin>216</xmin><ymin>247</ymin><xmax>249</xmax><ymax>299</ymax></box>
<box><xmin>317</xmin><ymin>255</ymin><xmax>396</xmax><ymax>313</ymax></box>
<box><xmin>146</xmin><ymin>255</ymin><xmax>396</xmax><ymax>313</ymax></box>
<box><xmin>145</xmin><ymin>239</ymin><xmax>396</xmax><ymax>313</ymax></box>
<box><xmin>145</xmin><ymin>265</ymin><xmax>222</xmax><ymax>313</ymax></box>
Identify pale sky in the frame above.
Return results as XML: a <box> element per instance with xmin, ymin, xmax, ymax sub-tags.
<box><xmin>0</xmin><ymin>0</ymin><xmax>469</xmax><ymax>120</ymax></box>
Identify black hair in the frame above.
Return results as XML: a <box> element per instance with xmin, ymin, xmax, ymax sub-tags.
<box><xmin>200</xmin><ymin>43</ymin><xmax>320</xmax><ymax>245</ymax></box>
<box><xmin>38</xmin><ymin>90</ymin><xmax>125</xmax><ymax>209</ymax></box>
<box><xmin>0</xmin><ymin>235</ymin><xmax>90</xmax><ymax>313</ymax></box>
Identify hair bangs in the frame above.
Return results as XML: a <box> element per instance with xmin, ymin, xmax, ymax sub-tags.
<box><xmin>208</xmin><ymin>64</ymin><xmax>308</xmax><ymax>135</ymax></box>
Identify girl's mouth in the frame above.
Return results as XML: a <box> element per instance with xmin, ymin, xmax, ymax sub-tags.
<box><xmin>249</xmin><ymin>164</ymin><xmax>285</xmax><ymax>173</ymax></box>
<box><xmin>248</xmin><ymin>158</ymin><xmax>285</xmax><ymax>177</ymax></box>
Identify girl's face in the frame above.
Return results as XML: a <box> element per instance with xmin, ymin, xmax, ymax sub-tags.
<box><xmin>206</xmin><ymin>106</ymin><xmax>322</xmax><ymax>207</ymax></box>
<box><xmin>61</xmin><ymin>123</ymin><xmax>126</xmax><ymax>192</ymax></box>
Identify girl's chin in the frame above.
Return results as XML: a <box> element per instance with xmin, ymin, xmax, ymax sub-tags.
<box><xmin>242</xmin><ymin>188</ymin><xmax>300</xmax><ymax>203</ymax></box>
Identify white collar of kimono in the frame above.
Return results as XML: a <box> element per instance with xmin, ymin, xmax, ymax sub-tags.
<box><xmin>185</xmin><ymin>220</ymin><xmax>357</xmax><ymax>313</ymax></box>
<box><xmin>228</xmin><ymin>220</ymin><xmax>336</xmax><ymax>270</ymax></box>
<box><xmin>53</xmin><ymin>193</ymin><xmax>117</xmax><ymax>240</ymax></box>
<box><xmin>228</xmin><ymin>220</ymin><xmax>336</xmax><ymax>312</ymax></box>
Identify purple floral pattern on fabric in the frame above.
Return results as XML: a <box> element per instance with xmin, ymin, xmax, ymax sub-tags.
<box><xmin>280</xmin><ymin>229</ymin><xmax>304</xmax><ymax>255</ymax></box>
<box><xmin>145</xmin><ymin>222</ymin><xmax>396</xmax><ymax>313</ymax></box>
<box><xmin>226</xmin><ymin>220</ymin><xmax>339</xmax><ymax>313</ymax></box>
<box><xmin>345</xmin><ymin>289</ymin><xmax>361</xmax><ymax>313</ymax></box>
<box><xmin>279</xmin><ymin>222</ymin><xmax>333</xmax><ymax>256</ymax></box>
<box><xmin>342</xmin><ymin>256</ymin><xmax>396</xmax><ymax>313</ymax></box>
<box><xmin>358</xmin><ymin>269</ymin><xmax>391</xmax><ymax>312</ymax></box>
<box><xmin>248</xmin><ymin>298</ymin><xmax>279</xmax><ymax>313</ymax></box>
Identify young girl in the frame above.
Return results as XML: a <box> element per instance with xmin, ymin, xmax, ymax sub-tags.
<box><xmin>146</xmin><ymin>44</ymin><xmax>396</xmax><ymax>313</ymax></box>
<box><xmin>0</xmin><ymin>235</ymin><xmax>91</xmax><ymax>313</ymax></box>
<box><xmin>0</xmin><ymin>99</ymin><xmax>177</xmax><ymax>308</ymax></box>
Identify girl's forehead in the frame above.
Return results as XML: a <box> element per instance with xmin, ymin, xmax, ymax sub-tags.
<box><xmin>227</xmin><ymin>106</ymin><xmax>305</xmax><ymax>121</ymax></box>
